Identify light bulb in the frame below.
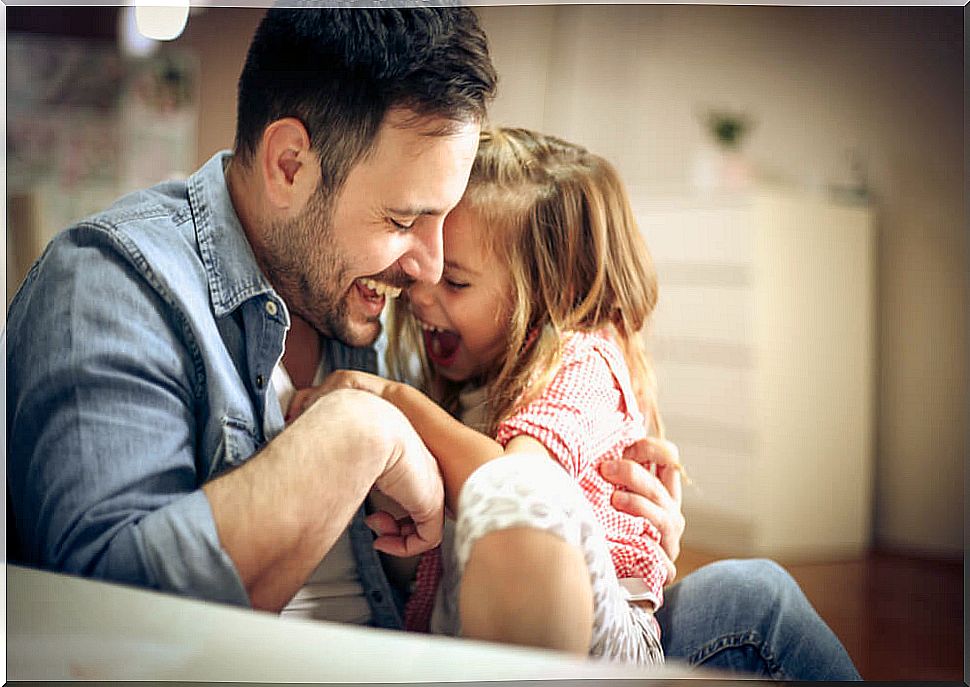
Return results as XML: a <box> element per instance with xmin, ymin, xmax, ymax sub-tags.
<box><xmin>135</xmin><ymin>1</ymin><xmax>190</xmax><ymax>42</ymax></box>
<box><xmin>119</xmin><ymin>6</ymin><xmax>159</xmax><ymax>58</ymax></box>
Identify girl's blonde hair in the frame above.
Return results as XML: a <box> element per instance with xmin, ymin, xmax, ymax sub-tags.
<box><xmin>387</xmin><ymin>127</ymin><xmax>664</xmax><ymax>439</ymax></box>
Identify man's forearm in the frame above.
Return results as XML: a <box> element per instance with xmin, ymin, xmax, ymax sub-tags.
<box><xmin>203</xmin><ymin>388</ymin><xmax>392</xmax><ymax>612</ymax></box>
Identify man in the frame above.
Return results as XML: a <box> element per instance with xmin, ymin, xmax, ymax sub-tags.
<box><xmin>8</xmin><ymin>7</ymin><xmax>493</xmax><ymax>619</ymax></box>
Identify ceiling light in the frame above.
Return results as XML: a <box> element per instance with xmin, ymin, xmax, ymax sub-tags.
<box><xmin>135</xmin><ymin>1</ymin><xmax>190</xmax><ymax>42</ymax></box>
<box><xmin>119</xmin><ymin>6</ymin><xmax>159</xmax><ymax>58</ymax></box>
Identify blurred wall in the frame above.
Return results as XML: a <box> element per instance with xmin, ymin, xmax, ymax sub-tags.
<box><xmin>175</xmin><ymin>8</ymin><xmax>265</xmax><ymax>164</ymax></box>
<box><xmin>475</xmin><ymin>5</ymin><xmax>965</xmax><ymax>557</ymax></box>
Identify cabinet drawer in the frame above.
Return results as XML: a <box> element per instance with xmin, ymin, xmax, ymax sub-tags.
<box><xmin>638</xmin><ymin>205</ymin><xmax>756</xmax><ymax>265</ymax></box>
<box><xmin>654</xmin><ymin>361</ymin><xmax>758</xmax><ymax>439</ymax></box>
<box><xmin>651</xmin><ymin>283</ymin><xmax>756</xmax><ymax>347</ymax></box>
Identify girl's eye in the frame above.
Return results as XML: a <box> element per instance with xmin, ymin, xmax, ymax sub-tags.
<box><xmin>444</xmin><ymin>278</ymin><xmax>469</xmax><ymax>290</ymax></box>
<box><xmin>390</xmin><ymin>217</ymin><xmax>416</xmax><ymax>231</ymax></box>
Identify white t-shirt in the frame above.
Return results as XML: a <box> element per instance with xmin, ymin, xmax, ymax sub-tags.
<box><xmin>272</xmin><ymin>362</ymin><xmax>372</xmax><ymax>625</ymax></box>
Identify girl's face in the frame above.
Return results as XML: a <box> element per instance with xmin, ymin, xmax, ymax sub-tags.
<box><xmin>406</xmin><ymin>201</ymin><xmax>514</xmax><ymax>383</ymax></box>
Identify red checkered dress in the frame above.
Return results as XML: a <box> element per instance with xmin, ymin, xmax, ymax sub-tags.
<box><xmin>404</xmin><ymin>330</ymin><xmax>667</xmax><ymax>632</ymax></box>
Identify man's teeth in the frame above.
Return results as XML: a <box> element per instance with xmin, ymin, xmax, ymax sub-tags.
<box><xmin>359</xmin><ymin>278</ymin><xmax>402</xmax><ymax>299</ymax></box>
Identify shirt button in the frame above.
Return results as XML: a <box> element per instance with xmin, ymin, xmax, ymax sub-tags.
<box><xmin>370</xmin><ymin>590</ymin><xmax>384</xmax><ymax>604</ymax></box>
<box><xmin>256</xmin><ymin>374</ymin><xmax>265</xmax><ymax>388</ymax></box>
<box><xmin>265</xmin><ymin>300</ymin><xmax>278</xmax><ymax>317</ymax></box>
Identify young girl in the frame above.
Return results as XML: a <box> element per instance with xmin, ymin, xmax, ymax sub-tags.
<box><xmin>291</xmin><ymin>127</ymin><xmax>677</xmax><ymax>664</ymax></box>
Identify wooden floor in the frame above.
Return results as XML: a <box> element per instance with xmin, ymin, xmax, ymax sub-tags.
<box><xmin>677</xmin><ymin>548</ymin><xmax>965</xmax><ymax>681</ymax></box>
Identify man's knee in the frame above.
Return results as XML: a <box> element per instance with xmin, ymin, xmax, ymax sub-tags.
<box><xmin>708</xmin><ymin>557</ymin><xmax>793</xmax><ymax>590</ymax></box>
<box><xmin>707</xmin><ymin>558</ymin><xmax>809</xmax><ymax>624</ymax></box>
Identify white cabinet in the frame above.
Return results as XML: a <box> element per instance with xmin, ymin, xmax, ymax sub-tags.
<box><xmin>635</xmin><ymin>189</ymin><xmax>875</xmax><ymax>560</ymax></box>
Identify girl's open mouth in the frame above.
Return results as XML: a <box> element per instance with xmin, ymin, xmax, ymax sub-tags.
<box><xmin>421</xmin><ymin>326</ymin><xmax>461</xmax><ymax>367</ymax></box>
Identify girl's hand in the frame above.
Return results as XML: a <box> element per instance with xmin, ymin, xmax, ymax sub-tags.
<box><xmin>288</xmin><ymin>369</ymin><xmax>393</xmax><ymax>422</ymax></box>
<box><xmin>599</xmin><ymin>437</ymin><xmax>686</xmax><ymax>584</ymax></box>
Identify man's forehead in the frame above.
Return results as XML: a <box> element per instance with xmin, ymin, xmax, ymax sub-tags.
<box><xmin>369</xmin><ymin>111</ymin><xmax>479</xmax><ymax>159</ymax></box>
<box><xmin>355</xmin><ymin>118</ymin><xmax>479</xmax><ymax>214</ymax></box>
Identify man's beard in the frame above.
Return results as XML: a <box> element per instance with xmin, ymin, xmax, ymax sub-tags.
<box><xmin>259</xmin><ymin>189</ymin><xmax>408</xmax><ymax>348</ymax></box>
<box><xmin>260</xmin><ymin>190</ymin><xmax>365</xmax><ymax>345</ymax></box>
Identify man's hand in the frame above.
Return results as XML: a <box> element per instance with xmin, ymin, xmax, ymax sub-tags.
<box><xmin>205</xmin><ymin>388</ymin><xmax>442</xmax><ymax>611</ymax></box>
<box><xmin>289</xmin><ymin>374</ymin><xmax>444</xmax><ymax>556</ymax></box>
<box><xmin>368</xmin><ymin>401</ymin><xmax>445</xmax><ymax>557</ymax></box>
<box><xmin>600</xmin><ymin>437</ymin><xmax>686</xmax><ymax>584</ymax></box>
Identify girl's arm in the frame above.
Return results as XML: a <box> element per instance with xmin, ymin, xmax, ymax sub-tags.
<box><xmin>381</xmin><ymin>381</ymin><xmax>505</xmax><ymax>512</ymax></box>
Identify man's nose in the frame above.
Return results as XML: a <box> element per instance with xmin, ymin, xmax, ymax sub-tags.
<box><xmin>398</xmin><ymin>220</ymin><xmax>444</xmax><ymax>284</ymax></box>
<box><xmin>408</xmin><ymin>280</ymin><xmax>435</xmax><ymax>308</ymax></box>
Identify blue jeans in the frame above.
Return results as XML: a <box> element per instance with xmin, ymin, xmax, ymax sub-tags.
<box><xmin>656</xmin><ymin>559</ymin><xmax>862</xmax><ymax>680</ymax></box>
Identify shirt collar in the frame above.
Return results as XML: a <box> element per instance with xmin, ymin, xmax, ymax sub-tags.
<box><xmin>187</xmin><ymin>150</ymin><xmax>283</xmax><ymax>320</ymax></box>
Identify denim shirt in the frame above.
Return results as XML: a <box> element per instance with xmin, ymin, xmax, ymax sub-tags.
<box><xmin>6</xmin><ymin>151</ymin><xmax>403</xmax><ymax>628</ymax></box>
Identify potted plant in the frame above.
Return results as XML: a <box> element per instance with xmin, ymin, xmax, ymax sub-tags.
<box><xmin>693</xmin><ymin>108</ymin><xmax>755</xmax><ymax>191</ymax></box>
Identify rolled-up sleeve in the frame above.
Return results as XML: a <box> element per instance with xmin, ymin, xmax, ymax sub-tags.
<box><xmin>6</xmin><ymin>226</ymin><xmax>249</xmax><ymax>606</ymax></box>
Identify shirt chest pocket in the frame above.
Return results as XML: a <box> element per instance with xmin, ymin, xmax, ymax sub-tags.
<box><xmin>206</xmin><ymin>416</ymin><xmax>261</xmax><ymax>480</ymax></box>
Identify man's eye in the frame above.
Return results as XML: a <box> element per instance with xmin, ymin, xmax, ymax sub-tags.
<box><xmin>445</xmin><ymin>278</ymin><xmax>469</xmax><ymax>290</ymax></box>
<box><xmin>390</xmin><ymin>217</ymin><xmax>416</xmax><ymax>231</ymax></box>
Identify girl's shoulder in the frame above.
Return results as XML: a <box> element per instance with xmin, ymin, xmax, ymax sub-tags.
<box><xmin>560</xmin><ymin>328</ymin><xmax>627</xmax><ymax>372</ymax></box>
<box><xmin>558</xmin><ymin>329</ymin><xmax>642</xmax><ymax>416</ymax></box>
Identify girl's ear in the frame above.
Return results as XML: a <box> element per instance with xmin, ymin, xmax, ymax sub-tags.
<box><xmin>259</xmin><ymin>118</ymin><xmax>319</xmax><ymax>213</ymax></box>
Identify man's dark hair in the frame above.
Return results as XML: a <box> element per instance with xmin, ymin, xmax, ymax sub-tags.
<box><xmin>234</xmin><ymin>7</ymin><xmax>497</xmax><ymax>193</ymax></box>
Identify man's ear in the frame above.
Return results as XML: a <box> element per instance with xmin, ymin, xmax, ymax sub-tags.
<box><xmin>259</xmin><ymin>118</ymin><xmax>319</xmax><ymax>211</ymax></box>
